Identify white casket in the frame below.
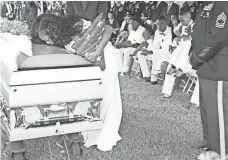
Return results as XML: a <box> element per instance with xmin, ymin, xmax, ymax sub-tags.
<box><xmin>1</xmin><ymin>61</ymin><xmax>104</xmax><ymax>142</ymax></box>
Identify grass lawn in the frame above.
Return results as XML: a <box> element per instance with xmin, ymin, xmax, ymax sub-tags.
<box><xmin>1</xmin><ymin>76</ymin><xmax>203</xmax><ymax>160</ymax></box>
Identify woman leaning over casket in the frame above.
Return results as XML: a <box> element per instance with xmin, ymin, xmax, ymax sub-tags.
<box><xmin>65</xmin><ymin>1</ymin><xmax>123</xmax><ymax>152</ymax></box>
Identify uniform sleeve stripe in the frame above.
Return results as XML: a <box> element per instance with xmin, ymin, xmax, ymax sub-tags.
<box><xmin>218</xmin><ymin>14</ymin><xmax>226</xmax><ymax>21</ymax></box>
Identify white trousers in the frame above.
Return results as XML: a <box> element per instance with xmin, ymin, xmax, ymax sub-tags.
<box><xmin>162</xmin><ymin>64</ymin><xmax>198</xmax><ymax>98</ymax></box>
<box><xmin>151</xmin><ymin>49</ymin><xmax>171</xmax><ymax>82</ymax></box>
<box><xmin>162</xmin><ymin>63</ymin><xmax>176</xmax><ymax>96</ymax></box>
<box><xmin>82</xmin><ymin>42</ymin><xmax>122</xmax><ymax>151</ymax></box>
<box><xmin>170</xmin><ymin>40</ymin><xmax>192</xmax><ymax>73</ymax></box>
<box><xmin>137</xmin><ymin>51</ymin><xmax>152</xmax><ymax>78</ymax></box>
<box><xmin>116</xmin><ymin>47</ymin><xmax>136</xmax><ymax>73</ymax></box>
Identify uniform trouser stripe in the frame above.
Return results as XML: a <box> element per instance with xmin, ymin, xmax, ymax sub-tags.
<box><xmin>218</xmin><ymin>81</ymin><xmax>225</xmax><ymax>160</ymax></box>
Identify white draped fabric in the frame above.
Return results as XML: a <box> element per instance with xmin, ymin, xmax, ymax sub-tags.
<box><xmin>82</xmin><ymin>42</ymin><xmax>123</xmax><ymax>151</ymax></box>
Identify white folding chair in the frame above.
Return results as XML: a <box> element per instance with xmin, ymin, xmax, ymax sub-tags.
<box><xmin>180</xmin><ymin>70</ymin><xmax>197</xmax><ymax>94</ymax></box>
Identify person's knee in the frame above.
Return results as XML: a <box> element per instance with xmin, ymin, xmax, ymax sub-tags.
<box><xmin>161</xmin><ymin>61</ymin><xmax>169</xmax><ymax>74</ymax></box>
<box><xmin>124</xmin><ymin>48</ymin><xmax>132</xmax><ymax>57</ymax></box>
<box><xmin>137</xmin><ymin>51</ymin><xmax>143</xmax><ymax>57</ymax></box>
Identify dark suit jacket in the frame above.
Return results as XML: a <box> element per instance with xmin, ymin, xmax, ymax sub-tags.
<box><xmin>164</xmin><ymin>3</ymin><xmax>179</xmax><ymax>26</ymax></box>
<box><xmin>166</xmin><ymin>3</ymin><xmax>179</xmax><ymax>18</ymax></box>
<box><xmin>65</xmin><ymin>1</ymin><xmax>108</xmax><ymax>21</ymax></box>
<box><xmin>151</xmin><ymin>1</ymin><xmax>167</xmax><ymax>22</ymax></box>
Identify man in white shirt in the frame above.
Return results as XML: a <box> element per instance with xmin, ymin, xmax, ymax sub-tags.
<box><xmin>115</xmin><ymin>16</ymin><xmax>145</xmax><ymax>74</ymax></box>
<box><xmin>130</xmin><ymin>24</ymin><xmax>154</xmax><ymax>80</ymax></box>
<box><xmin>150</xmin><ymin>16</ymin><xmax>172</xmax><ymax>84</ymax></box>
<box><xmin>162</xmin><ymin>8</ymin><xmax>194</xmax><ymax>98</ymax></box>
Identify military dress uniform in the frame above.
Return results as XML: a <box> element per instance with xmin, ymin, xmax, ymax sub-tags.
<box><xmin>144</xmin><ymin>3</ymin><xmax>152</xmax><ymax>20</ymax></box>
<box><xmin>149</xmin><ymin>1</ymin><xmax>158</xmax><ymax>22</ymax></box>
<box><xmin>134</xmin><ymin>2</ymin><xmax>144</xmax><ymax>18</ymax></box>
<box><xmin>112</xmin><ymin>3</ymin><xmax>124</xmax><ymax>23</ymax></box>
<box><xmin>123</xmin><ymin>1</ymin><xmax>130</xmax><ymax>16</ymax></box>
<box><xmin>189</xmin><ymin>2</ymin><xmax>197</xmax><ymax>21</ymax></box>
<box><xmin>190</xmin><ymin>1</ymin><xmax>228</xmax><ymax>154</ymax></box>
<box><xmin>128</xmin><ymin>2</ymin><xmax>137</xmax><ymax>17</ymax></box>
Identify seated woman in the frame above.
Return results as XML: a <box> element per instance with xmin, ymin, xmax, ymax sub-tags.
<box><xmin>106</xmin><ymin>12</ymin><xmax>120</xmax><ymax>42</ymax></box>
<box><xmin>114</xmin><ymin>14</ymin><xmax>131</xmax><ymax>46</ymax></box>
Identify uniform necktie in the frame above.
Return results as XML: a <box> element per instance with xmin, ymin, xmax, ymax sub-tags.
<box><xmin>82</xmin><ymin>1</ymin><xmax>88</xmax><ymax>12</ymax></box>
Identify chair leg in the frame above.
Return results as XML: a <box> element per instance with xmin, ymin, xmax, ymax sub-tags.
<box><xmin>182</xmin><ymin>77</ymin><xmax>191</xmax><ymax>93</ymax></box>
<box><xmin>187</xmin><ymin>77</ymin><xmax>197</xmax><ymax>94</ymax></box>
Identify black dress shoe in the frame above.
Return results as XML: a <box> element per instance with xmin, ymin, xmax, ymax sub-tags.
<box><xmin>151</xmin><ymin>81</ymin><xmax>158</xmax><ymax>85</ymax></box>
<box><xmin>197</xmin><ymin>145</ymin><xmax>212</xmax><ymax>151</ymax></box>
<box><xmin>145</xmin><ymin>77</ymin><xmax>151</xmax><ymax>82</ymax></box>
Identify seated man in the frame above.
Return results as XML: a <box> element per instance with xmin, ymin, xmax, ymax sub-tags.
<box><xmin>167</xmin><ymin>7</ymin><xmax>194</xmax><ymax>77</ymax></box>
<box><xmin>162</xmin><ymin>7</ymin><xmax>194</xmax><ymax>98</ymax></box>
<box><xmin>115</xmin><ymin>16</ymin><xmax>145</xmax><ymax>74</ymax></box>
<box><xmin>130</xmin><ymin>24</ymin><xmax>154</xmax><ymax>81</ymax></box>
<box><xmin>150</xmin><ymin>16</ymin><xmax>172</xmax><ymax>85</ymax></box>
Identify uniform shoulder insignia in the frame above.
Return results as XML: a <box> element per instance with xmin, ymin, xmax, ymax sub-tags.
<box><xmin>203</xmin><ymin>3</ymin><xmax>214</xmax><ymax>11</ymax></box>
<box><xmin>216</xmin><ymin>12</ymin><xmax>227</xmax><ymax>28</ymax></box>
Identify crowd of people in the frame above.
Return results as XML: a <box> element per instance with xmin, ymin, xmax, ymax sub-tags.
<box><xmin>107</xmin><ymin>1</ymin><xmax>201</xmax><ymax>101</ymax></box>
<box><xmin>0</xmin><ymin>1</ymin><xmax>65</xmax><ymax>26</ymax></box>
<box><xmin>1</xmin><ymin>1</ymin><xmax>228</xmax><ymax>158</ymax></box>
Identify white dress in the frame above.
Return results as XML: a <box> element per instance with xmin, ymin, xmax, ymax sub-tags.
<box><xmin>82</xmin><ymin>42</ymin><xmax>122</xmax><ymax>151</ymax></box>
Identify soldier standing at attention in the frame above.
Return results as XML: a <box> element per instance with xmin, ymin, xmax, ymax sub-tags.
<box><xmin>190</xmin><ymin>1</ymin><xmax>228</xmax><ymax>154</ymax></box>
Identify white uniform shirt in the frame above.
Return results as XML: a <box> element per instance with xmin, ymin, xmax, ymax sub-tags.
<box><xmin>128</xmin><ymin>25</ymin><xmax>145</xmax><ymax>44</ymax></box>
<box><xmin>174</xmin><ymin>20</ymin><xmax>194</xmax><ymax>37</ymax></box>
<box><xmin>150</xmin><ymin>26</ymin><xmax>172</xmax><ymax>51</ymax></box>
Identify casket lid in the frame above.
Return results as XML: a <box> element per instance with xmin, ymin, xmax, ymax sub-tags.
<box><xmin>1</xmin><ymin>61</ymin><xmax>103</xmax><ymax>86</ymax></box>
